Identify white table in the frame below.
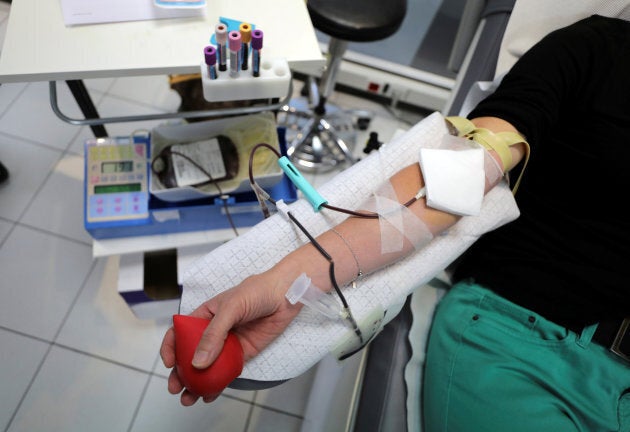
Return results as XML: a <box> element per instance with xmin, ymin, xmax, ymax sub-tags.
<box><xmin>0</xmin><ymin>0</ymin><xmax>325</xmax><ymax>134</ymax></box>
<box><xmin>0</xmin><ymin>0</ymin><xmax>324</xmax><ymax>82</ymax></box>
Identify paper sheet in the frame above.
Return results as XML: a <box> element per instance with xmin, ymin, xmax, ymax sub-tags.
<box><xmin>60</xmin><ymin>0</ymin><xmax>205</xmax><ymax>26</ymax></box>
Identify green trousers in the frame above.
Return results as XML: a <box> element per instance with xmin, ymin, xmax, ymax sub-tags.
<box><xmin>423</xmin><ymin>280</ymin><xmax>630</xmax><ymax>432</ymax></box>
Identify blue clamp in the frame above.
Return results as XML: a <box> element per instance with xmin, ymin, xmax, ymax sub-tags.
<box><xmin>214</xmin><ymin>195</ymin><xmax>236</xmax><ymax>206</ymax></box>
<box><xmin>278</xmin><ymin>156</ymin><xmax>327</xmax><ymax>211</ymax></box>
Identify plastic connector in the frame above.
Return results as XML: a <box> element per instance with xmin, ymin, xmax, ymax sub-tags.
<box><xmin>285</xmin><ymin>273</ymin><xmax>341</xmax><ymax>319</ymax></box>
<box><xmin>276</xmin><ymin>199</ymin><xmax>291</xmax><ymax>220</ymax></box>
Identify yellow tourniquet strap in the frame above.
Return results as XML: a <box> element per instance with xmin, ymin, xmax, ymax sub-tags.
<box><xmin>446</xmin><ymin>116</ymin><xmax>531</xmax><ymax>194</ymax></box>
<box><xmin>446</xmin><ymin>116</ymin><xmax>476</xmax><ymax>135</ymax></box>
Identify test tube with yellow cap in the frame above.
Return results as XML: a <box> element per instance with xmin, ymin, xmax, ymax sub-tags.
<box><xmin>239</xmin><ymin>23</ymin><xmax>252</xmax><ymax>71</ymax></box>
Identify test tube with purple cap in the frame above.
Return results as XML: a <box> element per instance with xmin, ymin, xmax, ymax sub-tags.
<box><xmin>204</xmin><ymin>46</ymin><xmax>218</xmax><ymax>80</ymax></box>
<box><xmin>251</xmin><ymin>29</ymin><xmax>263</xmax><ymax>77</ymax></box>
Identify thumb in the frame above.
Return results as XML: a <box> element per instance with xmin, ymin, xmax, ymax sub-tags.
<box><xmin>191</xmin><ymin>311</ymin><xmax>235</xmax><ymax>369</ymax></box>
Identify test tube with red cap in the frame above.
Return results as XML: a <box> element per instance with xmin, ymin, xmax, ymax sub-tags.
<box><xmin>251</xmin><ymin>29</ymin><xmax>263</xmax><ymax>77</ymax></box>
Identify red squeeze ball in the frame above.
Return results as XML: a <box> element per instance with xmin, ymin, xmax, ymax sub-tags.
<box><xmin>172</xmin><ymin>314</ymin><xmax>244</xmax><ymax>399</ymax></box>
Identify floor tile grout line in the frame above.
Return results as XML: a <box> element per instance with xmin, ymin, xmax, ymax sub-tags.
<box><xmin>0</xmin><ymin>218</ymin><xmax>16</xmax><ymax>250</ymax></box>
<box><xmin>11</xmin><ymin>153</ymin><xmax>68</xmax><ymax>230</ymax></box>
<box><xmin>0</xmin><ymin>325</ymin><xmax>56</xmax><ymax>345</ymax></box>
<box><xmin>0</xmin><ymin>83</ymin><xmax>109</xmax><ymax>153</ymax></box>
<box><xmin>243</xmin><ymin>397</ymin><xmax>256</xmax><ymax>432</ymax></box>
<box><xmin>250</xmin><ymin>402</ymin><xmax>305</xmax><ymax>420</ymax></box>
<box><xmin>3</xmin><ymin>341</ymin><xmax>157</xmax><ymax>432</ymax></box>
<box><xmin>13</xmin><ymin>219</ymin><xmax>93</xmax><ymax>247</ymax></box>
<box><xmin>49</xmin><ymin>256</ymin><xmax>97</xmax><ymax>342</ymax></box>
<box><xmin>52</xmin><ymin>341</ymin><xmax>156</xmax><ymax>375</ymax></box>
<box><xmin>0</xmin><ymin>81</ymin><xmax>30</xmax><ymax>120</ymax></box>
<box><xmin>0</xmin><ymin>323</ymin><xmax>157</xmax><ymax>376</ymax></box>
<box><xmin>0</xmin><ymin>129</ymin><xmax>70</xmax><ymax>154</ymax></box>
<box><xmin>2</xmin><ymin>340</ymin><xmax>55</xmax><ymax>432</ymax></box>
<box><xmin>250</xmin><ymin>390</ymin><xmax>305</xmax><ymax>421</ymax></box>
<box><xmin>126</xmin><ymin>357</ymin><xmax>157</xmax><ymax>432</ymax></box>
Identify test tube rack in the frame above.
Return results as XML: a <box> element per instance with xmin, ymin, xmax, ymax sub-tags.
<box><xmin>199</xmin><ymin>57</ymin><xmax>292</xmax><ymax>102</ymax></box>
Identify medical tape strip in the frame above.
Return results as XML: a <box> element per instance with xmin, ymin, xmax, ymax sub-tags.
<box><xmin>377</xmin><ymin>195</ymin><xmax>434</xmax><ymax>253</ymax></box>
<box><xmin>276</xmin><ymin>199</ymin><xmax>290</xmax><ymax>220</ymax></box>
<box><xmin>439</xmin><ymin>134</ymin><xmax>504</xmax><ymax>186</ymax></box>
<box><xmin>361</xmin><ymin>188</ymin><xmax>434</xmax><ymax>254</ymax></box>
<box><xmin>379</xmin><ymin>150</ymin><xmax>433</xmax><ymax>253</ymax></box>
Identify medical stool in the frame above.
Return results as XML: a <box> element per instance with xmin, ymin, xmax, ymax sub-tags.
<box><xmin>281</xmin><ymin>0</ymin><xmax>407</xmax><ymax>172</ymax></box>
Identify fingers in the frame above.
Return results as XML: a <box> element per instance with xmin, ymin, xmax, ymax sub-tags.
<box><xmin>160</xmin><ymin>327</ymin><xmax>176</xmax><ymax>368</ymax></box>
<box><xmin>167</xmin><ymin>368</ymin><xmax>184</xmax><ymax>395</ymax></box>
<box><xmin>168</xmin><ymin>367</ymin><xmax>220</xmax><ymax>405</ymax></box>
<box><xmin>180</xmin><ymin>390</ymin><xmax>201</xmax><ymax>406</ymax></box>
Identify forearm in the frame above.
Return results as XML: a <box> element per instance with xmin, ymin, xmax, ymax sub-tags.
<box><xmin>268</xmin><ymin>116</ymin><xmax>526</xmax><ymax>295</ymax></box>
<box><xmin>269</xmin><ymin>163</ymin><xmax>460</xmax><ymax>294</ymax></box>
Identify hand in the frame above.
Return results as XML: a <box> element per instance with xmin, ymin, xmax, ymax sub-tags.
<box><xmin>160</xmin><ymin>270</ymin><xmax>302</xmax><ymax>406</ymax></box>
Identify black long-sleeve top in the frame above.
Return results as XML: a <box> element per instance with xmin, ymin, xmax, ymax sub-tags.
<box><xmin>452</xmin><ymin>15</ymin><xmax>630</xmax><ymax>330</ymax></box>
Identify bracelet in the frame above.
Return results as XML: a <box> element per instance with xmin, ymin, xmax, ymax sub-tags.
<box><xmin>331</xmin><ymin>228</ymin><xmax>363</xmax><ymax>288</ymax></box>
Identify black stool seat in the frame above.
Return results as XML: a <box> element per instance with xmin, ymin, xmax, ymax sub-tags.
<box><xmin>308</xmin><ymin>0</ymin><xmax>407</xmax><ymax>42</ymax></box>
<box><xmin>279</xmin><ymin>0</ymin><xmax>408</xmax><ymax>172</ymax></box>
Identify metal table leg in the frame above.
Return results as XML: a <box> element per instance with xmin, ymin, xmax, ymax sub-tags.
<box><xmin>65</xmin><ymin>80</ymin><xmax>108</xmax><ymax>138</ymax></box>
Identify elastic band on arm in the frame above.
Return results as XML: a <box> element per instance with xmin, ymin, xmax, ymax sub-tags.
<box><xmin>446</xmin><ymin>116</ymin><xmax>531</xmax><ymax>194</ymax></box>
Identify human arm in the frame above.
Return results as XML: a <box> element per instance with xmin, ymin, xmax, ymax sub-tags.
<box><xmin>160</xmin><ymin>117</ymin><xmax>527</xmax><ymax>405</ymax></box>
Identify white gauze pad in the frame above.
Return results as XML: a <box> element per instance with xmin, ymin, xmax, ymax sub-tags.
<box><xmin>179</xmin><ymin>112</ymin><xmax>520</xmax><ymax>382</ymax></box>
<box><xmin>419</xmin><ymin>147</ymin><xmax>485</xmax><ymax>216</ymax></box>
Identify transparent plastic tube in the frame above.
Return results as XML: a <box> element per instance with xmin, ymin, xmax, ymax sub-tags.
<box><xmin>285</xmin><ymin>273</ymin><xmax>341</xmax><ymax>319</ymax></box>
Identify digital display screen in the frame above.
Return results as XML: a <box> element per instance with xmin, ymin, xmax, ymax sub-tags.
<box><xmin>102</xmin><ymin>161</ymin><xmax>133</xmax><ymax>174</ymax></box>
<box><xmin>94</xmin><ymin>183</ymin><xmax>142</xmax><ymax>194</ymax></box>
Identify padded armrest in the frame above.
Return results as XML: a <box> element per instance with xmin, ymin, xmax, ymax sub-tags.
<box><xmin>352</xmin><ymin>296</ymin><xmax>413</xmax><ymax>432</ymax></box>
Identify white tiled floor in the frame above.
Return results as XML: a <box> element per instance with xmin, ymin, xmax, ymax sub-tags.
<box><xmin>0</xmin><ymin>3</ymin><xmax>424</xmax><ymax>431</ymax></box>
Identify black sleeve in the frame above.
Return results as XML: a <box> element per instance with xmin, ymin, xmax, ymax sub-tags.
<box><xmin>468</xmin><ymin>15</ymin><xmax>612</xmax><ymax>148</ymax></box>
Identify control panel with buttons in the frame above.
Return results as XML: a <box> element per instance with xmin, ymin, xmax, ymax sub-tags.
<box><xmin>84</xmin><ymin>135</ymin><xmax>150</xmax><ymax>224</ymax></box>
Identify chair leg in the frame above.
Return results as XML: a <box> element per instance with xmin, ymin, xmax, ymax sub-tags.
<box><xmin>315</xmin><ymin>38</ymin><xmax>348</xmax><ymax>114</ymax></box>
<box><xmin>287</xmin><ymin>117</ymin><xmax>348</xmax><ymax>171</ymax></box>
<box><xmin>318</xmin><ymin>118</ymin><xmax>356</xmax><ymax>163</ymax></box>
<box><xmin>282</xmin><ymin>37</ymin><xmax>360</xmax><ymax>172</ymax></box>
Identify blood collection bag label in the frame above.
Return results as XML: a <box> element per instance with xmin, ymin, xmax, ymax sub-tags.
<box><xmin>172</xmin><ymin>138</ymin><xmax>227</xmax><ymax>187</ymax></box>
